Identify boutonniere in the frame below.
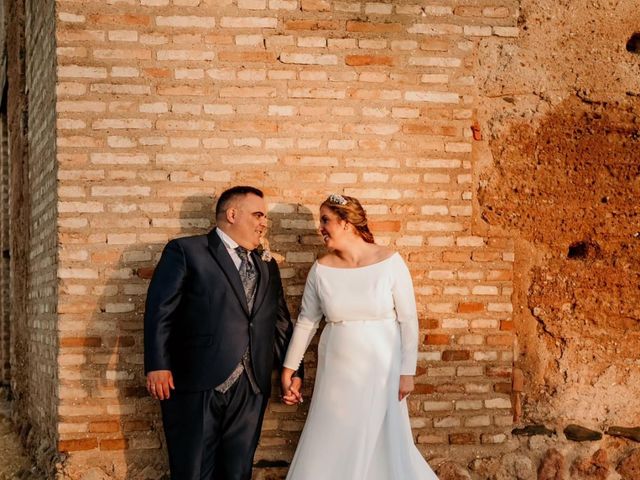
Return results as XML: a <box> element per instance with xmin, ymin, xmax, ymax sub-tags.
<box><xmin>256</xmin><ymin>242</ymin><xmax>272</xmax><ymax>262</ymax></box>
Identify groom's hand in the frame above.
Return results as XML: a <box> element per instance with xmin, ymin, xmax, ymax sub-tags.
<box><xmin>147</xmin><ymin>370</ymin><xmax>175</xmax><ymax>400</ymax></box>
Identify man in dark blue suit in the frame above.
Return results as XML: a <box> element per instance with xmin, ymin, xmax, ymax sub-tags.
<box><xmin>144</xmin><ymin>186</ymin><xmax>302</xmax><ymax>480</ymax></box>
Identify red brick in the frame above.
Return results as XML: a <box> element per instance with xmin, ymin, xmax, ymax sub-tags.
<box><xmin>137</xmin><ymin>267</ymin><xmax>155</xmax><ymax>279</ymax></box>
<box><xmin>345</xmin><ymin>55</ymin><xmax>395</xmax><ymax>66</ymax></box>
<box><xmin>369</xmin><ymin>220</ymin><xmax>401</xmax><ymax>232</ymax></box>
<box><xmin>60</xmin><ymin>337</ymin><xmax>102</xmax><ymax>348</ymax></box>
<box><xmin>59</xmin><ymin>438</ymin><xmax>98</xmax><ymax>452</ymax></box>
<box><xmin>89</xmin><ymin>421</ymin><xmax>120</xmax><ymax>433</ymax></box>
<box><xmin>425</xmin><ymin>334</ymin><xmax>450</xmax><ymax>345</ymax></box>
<box><xmin>143</xmin><ymin>68</ymin><xmax>171</xmax><ymax>78</ymax></box>
<box><xmin>103</xmin><ymin>336</ymin><xmax>136</xmax><ymax>348</ymax></box>
<box><xmin>420</xmin><ymin>318</ymin><xmax>440</xmax><ymax>330</ymax></box>
<box><xmin>487</xmin><ymin>366</ymin><xmax>512</xmax><ymax>378</ymax></box>
<box><xmin>500</xmin><ymin>321</ymin><xmax>514</xmax><ymax>331</ymax></box>
<box><xmin>494</xmin><ymin>382</ymin><xmax>512</xmax><ymax>394</ymax></box>
<box><xmin>449</xmin><ymin>433</ymin><xmax>477</xmax><ymax>444</ymax></box>
<box><xmin>414</xmin><ymin>383</ymin><xmax>436</xmax><ymax>394</ymax></box>
<box><xmin>458</xmin><ymin>302</ymin><xmax>484</xmax><ymax>313</ymax></box>
<box><xmin>442</xmin><ymin>350</ymin><xmax>471</xmax><ymax>361</ymax></box>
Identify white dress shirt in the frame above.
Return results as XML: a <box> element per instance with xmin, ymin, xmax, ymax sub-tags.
<box><xmin>216</xmin><ymin>228</ymin><xmax>254</xmax><ymax>270</ymax></box>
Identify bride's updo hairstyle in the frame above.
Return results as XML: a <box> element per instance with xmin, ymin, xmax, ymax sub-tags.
<box><xmin>321</xmin><ymin>194</ymin><xmax>375</xmax><ymax>244</ymax></box>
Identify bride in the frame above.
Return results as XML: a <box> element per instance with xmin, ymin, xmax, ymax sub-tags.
<box><xmin>281</xmin><ymin>194</ymin><xmax>439</xmax><ymax>480</ymax></box>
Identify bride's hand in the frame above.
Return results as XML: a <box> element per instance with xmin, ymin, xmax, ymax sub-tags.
<box><xmin>398</xmin><ymin>375</ymin><xmax>414</xmax><ymax>401</ymax></box>
<box><xmin>281</xmin><ymin>367</ymin><xmax>303</xmax><ymax>405</ymax></box>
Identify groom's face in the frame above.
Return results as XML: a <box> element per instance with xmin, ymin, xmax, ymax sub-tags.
<box><xmin>228</xmin><ymin>193</ymin><xmax>268</xmax><ymax>250</ymax></box>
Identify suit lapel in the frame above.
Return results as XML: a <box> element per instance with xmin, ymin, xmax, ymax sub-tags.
<box><xmin>251</xmin><ymin>250</ymin><xmax>270</xmax><ymax>316</ymax></box>
<box><xmin>206</xmin><ymin>229</ymin><xmax>250</xmax><ymax>316</ymax></box>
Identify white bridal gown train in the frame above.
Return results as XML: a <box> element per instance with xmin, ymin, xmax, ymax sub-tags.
<box><xmin>283</xmin><ymin>253</ymin><xmax>439</xmax><ymax>480</ymax></box>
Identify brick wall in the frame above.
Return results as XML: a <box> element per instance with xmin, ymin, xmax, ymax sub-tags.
<box><xmin>24</xmin><ymin>0</ymin><xmax>59</xmax><ymax>460</ymax></box>
<box><xmin>52</xmin><ymin>0</ymin><xmax>518</xmax><ymax>477</ymax></box>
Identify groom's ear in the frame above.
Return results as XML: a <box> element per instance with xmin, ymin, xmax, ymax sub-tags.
<box><xmin>225</xmin><ymin>206</ymin><xmax>237</xmax><ymax>224</ymax></box>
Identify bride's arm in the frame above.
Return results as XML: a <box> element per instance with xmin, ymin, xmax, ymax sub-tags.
<box><xmin>391</xmin><ymin>255</ymin><xmax>419</xmax><ymax>400</ymax></box>
<box><xmin>281</xmin><ymin>263</ymin><xmax>323</xmax><ymax>402</ymax></box>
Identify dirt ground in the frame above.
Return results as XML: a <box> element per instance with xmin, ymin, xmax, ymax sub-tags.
<box><xmin>0</xmin><ymin>390</ymin><xmax>42</xmax><ymax>480</ymax></box>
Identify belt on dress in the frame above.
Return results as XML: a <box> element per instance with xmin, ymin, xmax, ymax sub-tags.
<box><xmin>326</xmin><ymin>317</ymin><xmax>396</xmax><ymax>325</ymax></box>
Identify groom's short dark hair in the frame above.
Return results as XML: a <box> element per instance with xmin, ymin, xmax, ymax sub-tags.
<box><xmin>215</xmin><ymin>186</ymin><xmax>264</xmax><ymax>220</ymax></box>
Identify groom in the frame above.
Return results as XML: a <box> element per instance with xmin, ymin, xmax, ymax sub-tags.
<box><xmin>144</xmin><ymin>186</ymin><xmax>302</xmax><ymax>480</ymax></box>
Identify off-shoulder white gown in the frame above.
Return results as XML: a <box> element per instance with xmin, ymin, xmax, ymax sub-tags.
<box><xmin>283</xmin><ymin>253</ymin><xmax>438</xmax><ymax>480</ymax></box>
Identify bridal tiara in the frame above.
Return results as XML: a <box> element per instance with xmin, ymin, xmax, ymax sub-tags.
<box><xmin>328</xmin><ymin>194</ymin><xmax>348</xmax><ymax>206</ymax></box>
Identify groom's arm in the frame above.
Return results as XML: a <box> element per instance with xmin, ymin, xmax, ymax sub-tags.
<box><xmin>144</xmin><ymin>240</ymin><xmax>186</xmax><ymax>398</ymax></box>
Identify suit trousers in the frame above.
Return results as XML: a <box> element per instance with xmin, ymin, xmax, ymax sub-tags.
<box><xmin>161</xmin><ymin>374</ymin><xmax>268</xmax><ymax>480</ymax></box>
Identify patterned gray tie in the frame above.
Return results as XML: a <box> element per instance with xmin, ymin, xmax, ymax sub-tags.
<box><xmin>235</xmin><ymin>246</ymin><xmax>258</xmax><ymax>311</ymax></box>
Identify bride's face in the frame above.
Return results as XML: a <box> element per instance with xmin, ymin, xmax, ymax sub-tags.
<box><xmin>318</xmin><ymin>206</ymin><xmax>350</xmax><ymax>250</ymax></box>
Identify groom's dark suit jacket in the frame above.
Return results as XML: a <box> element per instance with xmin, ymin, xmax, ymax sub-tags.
<box><xmin>144</xmin><ymin>228</ymin><xmax>298</xmax><ymax>394</ymax></box>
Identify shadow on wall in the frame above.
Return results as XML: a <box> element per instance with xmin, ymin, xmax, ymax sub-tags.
<box><xmin>75</xmin><ymin>194</ymin><xmax>319</xmax><ymax>479</ymax></box>
<box><xmin>72</xmin><ymin>195</ymin><xmax>212</xmax><ymax>479</ymax></box>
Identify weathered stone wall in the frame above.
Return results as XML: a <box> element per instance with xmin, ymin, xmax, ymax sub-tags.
<box><xmin>0</xmin><ymin>2</ymin><xmax>5</xmax><ymax>387</ymax></box>
<box><xmin>0</xmin><ymin>110</ymin><xmax>9</xmax><ymax>387</ymax></box>
<box><xmin>0</xmin><ymin>0</ymin><xmax>8</xmax><ymax>389</ymax></box>
<box><xmin>474</xmin><ymin>0</ymin><xmax>640</xmax><ymax>477</ymax></box>
<box><xmin>0</xmin><ymin>6</ymin><xmax>9</xmax><ymax>387</ymax></box>
<box><xmin>53</xmin><ymin>0</ymin><xmax>517</xmax><ymax>478</ymax></box>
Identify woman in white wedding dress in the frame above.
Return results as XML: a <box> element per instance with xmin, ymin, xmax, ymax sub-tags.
<box><xmin>281</xmin><ymin>194</ymin><xmax>439</xmax><ymax>480</ymax></box>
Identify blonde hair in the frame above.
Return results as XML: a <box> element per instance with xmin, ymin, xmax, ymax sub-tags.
<box><xmin>321</xmin><ymin>195</ymin><xmax>374</xmax><ymax>244</ymax></box>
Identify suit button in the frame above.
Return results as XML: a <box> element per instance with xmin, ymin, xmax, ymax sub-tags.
<box><xmin>249</xmin><ymin>322</ymin><xmax>254</xmax><ymax>327</ymax></box>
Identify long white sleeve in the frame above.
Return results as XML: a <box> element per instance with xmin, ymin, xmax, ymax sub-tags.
<box><xmin>391</xmin><ymin>255</ymin><xmax>419</xmax><ymax>375</ymax></box>
<box><xmin>283</xmin><ymin>263</ymin><xmax>324</xmax><ymax>370</ymax></box>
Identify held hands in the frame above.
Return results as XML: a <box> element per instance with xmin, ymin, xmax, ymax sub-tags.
<box><xmin>147</xmin><ymin>370</ymin><xmax>175</xmax><ymax>400</ymax></box>
<box><xmin>281</xmin><ymin>367</ymin><xmax>303</xmax><ymax>405</ymax></box>
<box><xmin>398</xmin><ymin>375</ymin><xmax>414</xmax><ymax>402</ymax></box>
